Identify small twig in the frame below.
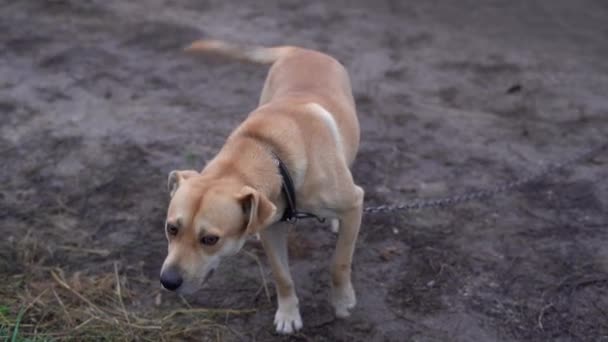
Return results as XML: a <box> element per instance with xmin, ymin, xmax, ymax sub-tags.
<box><xmin>572</xmin><ymin>277</ymin><xmax>608</xmax><ymax>290</ymax></box>
<box><xmin>74</xmin><ymin>317</ymin><xmax>95</xmax><ymax>330</ymax></box>
<box><xmin>52</xmin><ymin>288</ymin><xmax>73</xmax><ymax>326</ymax></box>
<box><xmin>520</xmin><ymin>207</ymin><xmax>561</xmax><ymax>226</ymax></box>
<box><xmin>114</xmin><ymin>262</ymin><xmax>132</xmax><ymax>326</ymax></box>
<box><xmin>52</xmin><ymin>195</ymin><xmax>78</xmax><ymax>215</ymax></box>
<box><xmin>556</xmin><ymin>274</ymin><xmax>608</xmax><ymax>292</ymax></box>
<box><xmin>51</xmin><ymin>270</ymin><xmax>105</xmax><ymax>316</ymax></box>
<box><xmin>57</xmin><ymin>245</ymin><xmax>111</xmax><ymax>257</ymax></box>
<box><xmin>537</xmin><ymin>303</ymin><xmax>553</xmax><ymax>330</ymax></box>
<box><xmin>96</xmin><ymin>316</ymin><xmax>162</xmax><ymax>330</ymax></box>
<box><xmin>243</xmin><ymin>250</ymin><xmax>271</xmax><ymax>304</ymax></box>
<box><xmin>253</xmin><ymin>284</ymin><xmax>266</xmax><ymax>302</ymax></box>
<box><xmin>179</xmin><ymin>295</ymin><xmax>192</xmax><ymax>309</ymax></box>
<box><xmin>25</xmin><ymin>289</ymin><xmax>48</xmax><ymax>309</ymax></box>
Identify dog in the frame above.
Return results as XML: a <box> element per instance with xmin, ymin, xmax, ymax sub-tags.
<box><xmin>160</xmin><ymin>39</ymin><xmax>364</xmax><ymax>334</ymax></box>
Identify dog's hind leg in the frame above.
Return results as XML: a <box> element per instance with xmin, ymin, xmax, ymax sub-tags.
<box><xmin>329</xmin><ymin>184</ymin><xmax>364</xmax><ymax>318</ymax></box>
<box><xmin>260</xmin><ymin>222</ymin><xmax>302</xmax><ymax>334</ymax></box>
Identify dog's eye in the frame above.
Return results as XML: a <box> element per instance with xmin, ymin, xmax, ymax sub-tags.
<box><xmin>166</xmin><ymin>224</ymin><xmax>179</xmax><ymax>236</ymax></box>
<box><xmin>200</xmin><ymin>235</ymin><xmax>219</xmax><ymax>246</ymax></box>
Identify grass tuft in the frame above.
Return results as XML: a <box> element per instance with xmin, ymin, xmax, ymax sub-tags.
<box><xmin>0</xmin><ymin>234</ymin><xmax>259</xmax><ymax>341</ymax></box>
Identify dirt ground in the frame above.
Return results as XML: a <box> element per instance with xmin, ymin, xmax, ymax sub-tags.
<box><xmin>1</xmin><ymin>0</ymin><xmax>608</xmax><ymax>341</ymax></box>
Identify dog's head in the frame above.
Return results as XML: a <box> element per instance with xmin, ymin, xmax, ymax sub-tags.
<box><xmin>160</xmin><ymin>170</ymin><xmax>276</xmax><ymax>294</ymax></box>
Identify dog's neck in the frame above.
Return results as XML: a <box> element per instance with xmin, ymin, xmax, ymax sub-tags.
<box><xmin>201</xmin><ymin>135</ymin><xmax>287</xmax><ymax>221</ymax></box>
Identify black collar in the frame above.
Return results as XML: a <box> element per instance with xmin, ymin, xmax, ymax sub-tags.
<box><xmin>274</xmin><ymin>154</ymin><xmax>325</xmax><ymax>223</ymax></box>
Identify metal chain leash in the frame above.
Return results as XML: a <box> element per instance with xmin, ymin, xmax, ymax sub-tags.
<box><xmin>363</xmin><ymin>139</ymin><xmax>608</xmax><ymax>214</ymax></box>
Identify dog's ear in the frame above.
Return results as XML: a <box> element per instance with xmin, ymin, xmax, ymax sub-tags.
<box><xmin>236</xmin><ymin>186</ymin><xmax>277</xmax><ymax>235</ymax></box>
<box><xmin>167</xmin><ymin>170</ymin><xmax>199</xmax><ymax>197</ymax></box>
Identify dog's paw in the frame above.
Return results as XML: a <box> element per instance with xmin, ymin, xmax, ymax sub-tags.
<box><xmin>330</xmin><ymin>219</ymin><xmax>340</xmax><ymax>234</ymax></box>
<box><xmin>330</xmin><ymin>283</ymin><xmax>356</xmax><ymax>318</ymax></box>
<box><xmin>274</xmin><ymin>299</ymin><xmax>303</xmax><ymax>334</ymax></box>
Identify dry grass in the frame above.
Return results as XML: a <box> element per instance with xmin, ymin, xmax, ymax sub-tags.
<box><xmin>0</xmin><ymin>233</ymin><xmax>257</xmax><ymax>341</ymax></box>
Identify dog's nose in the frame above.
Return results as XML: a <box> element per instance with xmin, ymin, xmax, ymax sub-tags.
<box><xmin>160</xmin><ymin>268</ymin><xmax>183</xmax><ymax>291</ymax></box>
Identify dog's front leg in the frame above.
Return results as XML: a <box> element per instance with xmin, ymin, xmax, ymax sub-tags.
<box><xmin>260</xmin><ymin>222</ymin><xmax>302</xmax><ymax>334</ymax></box>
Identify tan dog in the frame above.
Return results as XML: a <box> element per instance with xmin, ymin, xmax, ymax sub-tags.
<box><xmin>160</xmin><ymin>40</ymin><xmax>364</xmax><ymax>334</ymax></box>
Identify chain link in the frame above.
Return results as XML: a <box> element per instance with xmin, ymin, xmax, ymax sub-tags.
<box><xmin>364</xmin><ymin>140</ymin><xmax>608</xmax><ymax>214</ymax></box>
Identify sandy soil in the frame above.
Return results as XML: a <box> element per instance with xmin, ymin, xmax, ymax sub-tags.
<box><xmin>1</xmin><ymin>0</ymin><xmax>608</xmax><ymax>341</ymax></box>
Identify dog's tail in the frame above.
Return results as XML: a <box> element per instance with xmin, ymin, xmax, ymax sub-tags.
<box><xmin>184</xmin><ymin>39</ymin><xmax>294</xmax><ymax>65</ymax></box>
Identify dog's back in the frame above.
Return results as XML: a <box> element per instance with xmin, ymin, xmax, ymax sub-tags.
<box><xmin>185</xmin><ymin>40</ymin><xmax>360</xmax><ymax>165</ymax></box>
